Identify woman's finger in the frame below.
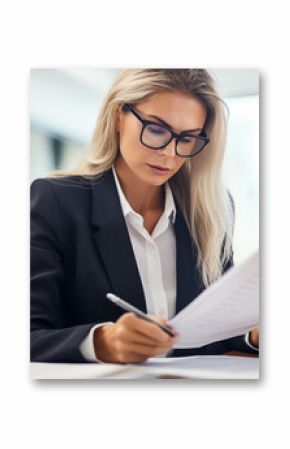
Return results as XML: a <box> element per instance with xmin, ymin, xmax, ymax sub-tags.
<box><xmin>119</xmin><ymin>312</ymin><xmax>177</xmax><ymax>344</ymax></box>
<box><xmin>115</xmin><ymin>323</ymin><xmax>178</xmax><ymax>349</ymax></box>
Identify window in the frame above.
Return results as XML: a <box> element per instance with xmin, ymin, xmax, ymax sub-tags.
<box><xmin>223</xmin><ymin>95</ymin><xmax>259</xmax><ymax>262</ymax></box>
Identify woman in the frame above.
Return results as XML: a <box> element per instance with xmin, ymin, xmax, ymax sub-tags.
<box><xmin>31</xmin><ymin>68</ymin><xmax>259</xmax><ymax>363</ymax></box>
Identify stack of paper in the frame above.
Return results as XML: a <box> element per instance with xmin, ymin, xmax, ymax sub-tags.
<box><xmin>31</xmin><ymin>355</ymin><xmax>259</xmax><ymax>380</ymax></box>
<box><xmin>139</xmin><ymin>355</ymin><xmax>259</xmax><ymax>379</ymax></box>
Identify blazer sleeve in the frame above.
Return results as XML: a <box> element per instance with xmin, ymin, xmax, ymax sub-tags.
<box><xmin>30</xmin><ymin>179</ymin><xmax>97</xmax><ymax>362</ymax></box>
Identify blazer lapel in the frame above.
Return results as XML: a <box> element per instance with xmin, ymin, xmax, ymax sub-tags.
<box><xmin>90</xmin><ymin>168</ymin><xmax>147</xmax><ymax>312</ymax></box>
<box><xmin>173</xmin><ymin>196</ymin><xmax>205</xmax><ymax>315</ymax></box>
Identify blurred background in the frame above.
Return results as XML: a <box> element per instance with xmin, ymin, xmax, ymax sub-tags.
<box><xmin>29</xmin><ymin>68</ymin><xmax>259</xmax><ymax>263</ymax></box>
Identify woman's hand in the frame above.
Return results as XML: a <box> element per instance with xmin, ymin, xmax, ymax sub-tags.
<box><xmin>93</xmin><ymin>312</ymin><xmax>179</xmax><ymax>363</ymax></box>
<box><xmin>249</xmin><ymin>326</ymin><xmax>259</xmax><ymax>348</ymax></box>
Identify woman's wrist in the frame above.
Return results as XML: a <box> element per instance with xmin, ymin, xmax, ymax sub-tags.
<box><xmin>93</xmin><ymin>324</ymin><xmax>117</xmax><ymax>363</ymax></box>
<box><xmin>249</xmin><ymin>328</ymin><xmax>259</xmax><ymax>348</ymax></box>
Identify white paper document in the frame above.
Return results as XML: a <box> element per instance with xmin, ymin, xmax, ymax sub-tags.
<box><xmin>140</xmin><ymin>355</ymin><xmax>259</xmax><ymax>379</ymax></box>
<box><xmin>31</xmin><ymin>355</ymin><xmax>259</xmax><ymax>379</ymax></box>
<box><xmin>169</xmin><ymin>250</ymin><xmax>259</xmax><ymax>349</ymax></box>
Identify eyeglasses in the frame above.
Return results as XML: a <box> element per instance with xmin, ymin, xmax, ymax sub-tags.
<box><xmin>122</xmin><ymin>103</ymin><xmax>210</xmax><ymax>158</ymax></box>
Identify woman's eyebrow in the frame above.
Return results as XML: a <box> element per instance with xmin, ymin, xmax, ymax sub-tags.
<box><xmin>145</xmin><ymin>113</ymin><xmax>202</xmax><ymax>133</ymax></box>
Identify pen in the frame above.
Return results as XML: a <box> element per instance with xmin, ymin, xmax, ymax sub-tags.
<box><xmin>106</xmin><ymin>293</ymin><xmax>175</xmax><ymax>337</ymax></box>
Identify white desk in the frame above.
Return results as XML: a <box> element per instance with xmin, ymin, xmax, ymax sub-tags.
<box><xmin>31</xmin><ymin>355</ymin><xmax>259</xmax><ymax>380</ymax></box>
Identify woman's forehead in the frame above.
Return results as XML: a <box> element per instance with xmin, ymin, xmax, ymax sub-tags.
<box><xmin>137</xmin><ymin>91</ymin><xmax>207</xmax><ymax>132</ymax></box>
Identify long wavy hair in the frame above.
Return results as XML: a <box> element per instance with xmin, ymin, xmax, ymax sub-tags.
<box><xmin>49</xmin><ymin>69</ymin><xmax>234</xmax><ymax>287</ymax></box>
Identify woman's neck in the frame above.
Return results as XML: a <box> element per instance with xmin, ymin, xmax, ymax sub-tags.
<box><xmin>114</xmin><ymin>158</ymin><xmax>164</xmax><ymax>216</ymax></box>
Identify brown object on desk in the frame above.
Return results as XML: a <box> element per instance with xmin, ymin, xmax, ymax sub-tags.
<box><xmin>224</xmin><ymin>351</ymin><xmax>259</xmax><ymax>358</ymax></box>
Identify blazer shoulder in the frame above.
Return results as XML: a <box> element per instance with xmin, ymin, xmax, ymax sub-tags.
<box><xmin>30</xmin><ymin>176</ymin><xmax>94</xmax><ymax>225</ymax></box>
<box><xmin>30</xmin><ymin>172</ymin><xmax>113</xmax><ymax>229</ymax></box>
<box><xmin>30</xmin><ymin>174</ymin><xmax>104</xmax><ymax>191</ymax></box>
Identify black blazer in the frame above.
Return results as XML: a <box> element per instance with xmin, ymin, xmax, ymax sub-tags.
<box><xmin>30</xmin><ymin>167</ymin><xmax>257</xmax><ymax>362</ymax></box>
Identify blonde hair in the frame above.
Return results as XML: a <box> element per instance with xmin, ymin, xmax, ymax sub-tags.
<box><xmin>49</xmin><ymin>69</ymin><xmax>234</xmax><ymax>287</ymax></box>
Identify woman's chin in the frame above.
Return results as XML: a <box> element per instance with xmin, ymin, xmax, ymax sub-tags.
<box><xmin>142</xmin><ymin>173</ymin><xmax>168</xmax><ymax>187</ymax></box>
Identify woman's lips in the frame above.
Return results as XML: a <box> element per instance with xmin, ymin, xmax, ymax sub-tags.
<box><xmin>147</xmin><ymin>164</ymin><xmax>170</xmax><ymax>174</ymax></box>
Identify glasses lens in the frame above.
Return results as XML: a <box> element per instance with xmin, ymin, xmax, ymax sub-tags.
<box><xmin>177</xmin><ymin>135</ymin><xmax>205</xmax><ymax>156</ymax></box>
<box><xmin>142</xmin><ymin>123</ymin><xmax>172</xmax><ymax>148</ymax></box>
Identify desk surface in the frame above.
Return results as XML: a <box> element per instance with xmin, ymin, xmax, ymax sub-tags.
<box><xmin>31</xmin><ymin>355</ymin><xmax>259</xmax><ymax>380</ymax></box>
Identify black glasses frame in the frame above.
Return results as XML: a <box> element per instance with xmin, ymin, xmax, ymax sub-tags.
<box><xmin>122</xmin><ymin>103</ymin><xmax>210</xmax><ymax>158</ymax></box>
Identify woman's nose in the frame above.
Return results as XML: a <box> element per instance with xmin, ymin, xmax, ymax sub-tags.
<box><xmin>157</xmin><ymin>138</ymin><xmax>176</xmax><ymax>158</ymax></box>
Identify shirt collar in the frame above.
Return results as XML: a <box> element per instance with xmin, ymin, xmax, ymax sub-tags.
<box><xmin>112</xmin><ymin>164</ymin><xmax>176</xmax><ymax>223</ymax></box>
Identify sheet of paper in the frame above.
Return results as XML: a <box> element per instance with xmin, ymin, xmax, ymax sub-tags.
<box><xmin>31</xmin><ymin>355</ymin><xmax>259</xmax><ymax>379</ymax></box>
<box><xmin>139</xmin><ymin>355</ymin><xmax>259</xmax><ymax>379</ymax></box>
<box><xmin>169</xmin><ymin>250</ymin><xmax>259</xmax><ymax>348</ymax></box>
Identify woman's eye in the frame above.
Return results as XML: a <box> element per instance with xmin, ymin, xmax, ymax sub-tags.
<box><xmin>180</xmin><ymin>137</ymin><xmax>192</xmax><ymax>143</ymax></box>
<box><xmin>147</xmin><ymin>124</ymin><xmax>167</xmax><ymax>135</ymax></box>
